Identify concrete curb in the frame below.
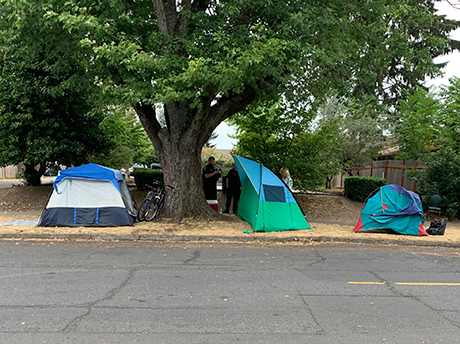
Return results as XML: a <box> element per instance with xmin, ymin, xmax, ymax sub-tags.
<box><xmin>1</xmin><ymin>232</ymin><xmax>459</xmax><ymax>248</ymax></box>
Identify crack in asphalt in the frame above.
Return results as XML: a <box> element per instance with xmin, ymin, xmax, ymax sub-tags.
<box><xmin>293</xmin><ymin>248</ymin><xmax>324</xmax><ymax>276</ymax></box>
<box><xmin>370</xmin><ymin>271</ymin><xmax>404</xmax><ymax>297</ymax></box>
<box><xmin>407</xmin><ymin>293</ymin><xmax>460</xmax><ymax>329</ymax></box>
<box><xmin>183</xmin><ymin>250</ymin><xmax>201</xmax><ymax>264</ymax></box>
<box><xmin>299</xmin><ymin>293</ymin><xmax>323</xmax><ymax>335</ymax></box>
<box><xmin>309</xmin><ymin>247</ymin><xmax>325</xmax><ymax>266</ymax></box>
<box><xmin>61</xmin><ymin>267</ymin><xmax>140</xmax><ymax>333</ymax></box>
<box><xmin>371</xmin><ymin>271</ymin><xmax>460</xmax><ymax>330</ymax></box>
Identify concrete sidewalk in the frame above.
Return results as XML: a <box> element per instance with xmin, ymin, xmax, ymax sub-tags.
<box><xmin>0</xmin><ymin>177</ymin><xmax>55</xmax><ymax>188</ymax></box>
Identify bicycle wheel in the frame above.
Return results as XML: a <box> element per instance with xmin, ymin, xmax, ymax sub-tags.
<box><xmin>145</xmin><ymin>197</ymin><xmax>160</xmax><ymax>221</ymax></box>
<box><xmin>137</xmin><ymin>199</ymin><xmax>152</xmax><ymax>222</ymax></box>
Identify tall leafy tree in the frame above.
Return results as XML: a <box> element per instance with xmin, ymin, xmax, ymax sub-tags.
<box><xmin>4</xmin><ymin>0</ymin><xmax>460</xmax><ymax>220</ymax></box>
<box><xmin>292</xmin><ymin>96</ymin><xmax>386</xmax><ymax>182</ymax></box>
<box><xmin>411</xmin><ymin>147</ymin><xmax>460</xmax><ymax>219</ymax></box>
<box><xmin>392</xmin><ymin>78</ymin><xmax>460</xmax><ymax>161</ymax></box>
<box><xmin>336</xmin><ymin>99</ymin><xmax>386</xmax><ymax>175</ymax></box>
<box><xmin>391</xmin><ymin>78</ymin><xmax>460</xmax><ymax>219</ymax></box>
<box><xmin>392</xmin><ymin>88</ymin><xmax>444</xmax><ymax>160</ymax></box>
<box><xmin>0</xmin><ymin>1</ymin><xmax>112</xmax><ymax>185</ymax></box>
<box><xmin>339</xmin><ymin>116</ymin><xmax>386</xmax><ymax>175</ymax></box>
<box><xmin>90</xmin><ymin>107</ymin><xmax>155</xmax><ymax>171</ymax></box>
<box><xmin>229</xmin><ymin>100</ymin><xmax>342</xmax><ymax>190</ymax></box>
<box><xmin>440</xmin><ymin>77</ymin><xmax>460</xmax><ymax>151</ymax></box>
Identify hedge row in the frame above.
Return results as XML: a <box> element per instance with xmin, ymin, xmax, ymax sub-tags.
<box><xmin>343</xmin><ymin>176</ymin><xmax>386</xmax><ymax>202</ymax></box>
<box><xmin>133</xmin><ymin>169</ymin><xmax>164</xmax><ymax>191</ymax></box>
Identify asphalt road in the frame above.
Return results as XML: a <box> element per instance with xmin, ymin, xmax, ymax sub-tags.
<box><xmin>0</xmin><ymin>241</ymin><xmax>459</xmax><ymax>343</ymax></box>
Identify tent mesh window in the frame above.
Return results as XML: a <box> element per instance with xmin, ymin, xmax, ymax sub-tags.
<box><xmin>263</xmin><ymin>185</ymin><xmax>285</xmax><ymax>202</ymax></box>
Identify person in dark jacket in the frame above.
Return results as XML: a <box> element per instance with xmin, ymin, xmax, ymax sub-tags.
<box><xmin>223</xmin><ymin>163</ymin><xmax>241</xmax><ymax>214</ymax></box>
<box><xmin>202</xmin><ymin>156</ymin><xmax>222</xmax><ymax>200</ymax></box>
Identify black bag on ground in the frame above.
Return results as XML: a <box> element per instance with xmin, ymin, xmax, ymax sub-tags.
<box><xmin>426</xmin><ymin>219</ymin><xmax>447</xmax><ymax>236</ymax></box>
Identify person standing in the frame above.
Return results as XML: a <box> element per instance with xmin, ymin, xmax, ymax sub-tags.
<box><xmin>202</xmin><ymin>156</ymin><xmax>222</xmax><ymax>200</ymax></box>
<box><xmin>120</xmin><ymin>167</ymin><xmax>126</xmax><ymax>179</ymax></box>
<box><xmin>282</xmin><ymin>169</ymin><xmax>293</xmax><ymax>190</ymax></box>
<box><xmin>223</xmin><ymin>163</ymin><xmax>241</xmax><ymax>214</ymax></box>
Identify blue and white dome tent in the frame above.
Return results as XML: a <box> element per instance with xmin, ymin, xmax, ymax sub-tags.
<box><xmin>38</xmin><ymin>163</ymin><xmax>137</xmax><ymax>227</ymax></box>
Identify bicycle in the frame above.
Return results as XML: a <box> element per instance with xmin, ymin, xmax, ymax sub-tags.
<box><xmin>137</xmin><ymin>182</ymin><xmax>173</xmax><ymax>221</ymax></box>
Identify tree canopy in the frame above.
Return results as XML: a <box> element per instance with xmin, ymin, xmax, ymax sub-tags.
<box><xmin>89</xmin><ymin>107</ymin><xmax>157</xmax><ymax>171</ymax></box>
<box><xmin>0</xmin><ymin>0</ymin><xmax>115</xmax><ymax>185</ymax></box>
<box><xmin>392</xmin><ymin>77</ymin><xmax>460</xmax><ymax>160</ymax></box>
<box><xmin>389</xmin><ymin>77</ymin><xmax>460</xmax><ymax>218</ymax></box>
<box><xmin>1</xmin><ymin>0</ymin><xmax>459</xmax><ymax>220</ymax></box>
<box><xmin>230</xmin><ymin>96</ymin><xmax>388</xmax><ymax>189</ymax></box>
<box><xmin>319</xmin><ymin>97</ymin><xmax>387</xmax><ymax>176</ymax></box>
<box><xmin>228</xmin><ymin>99</ymin><xmax>342</xmax><ymax>190</ymax></box>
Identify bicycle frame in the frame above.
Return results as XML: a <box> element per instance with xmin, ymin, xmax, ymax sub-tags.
<box><xmin>137</xmin><ymin>184</ymin><xmax>158</xmax><ymax>222</ymax></box>
<box><xmin>137</xmin><ymin>182</ymin><xmax>173</xmax><ymax>221</ymax></box>
<box><xmin>149</xmin><ymin>184</ymin><xmax>171</xmax><ymax>219</ymax></box>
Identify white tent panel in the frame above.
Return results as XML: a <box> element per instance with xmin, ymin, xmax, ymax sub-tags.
<box><xmin>47</xmin><ymin>178</ymin><xmax>125</xmax><ymax>209</ymax></box>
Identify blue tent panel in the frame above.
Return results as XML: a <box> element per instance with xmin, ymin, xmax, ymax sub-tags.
<box><xmin>234</xmin><ymin>156</ymin><xmax>296</xmax><ymax>203</ymax></box>
<box><xmin>54</xmin><ymin>163</ymin><xmax>123</xmax><ymax>193</ymax></box>
<box><xmin>39</xmin><ymin>207</ymin><xmax>133</xmax><ymax>227</ymax></box>
<box><xmin>234</xmin><ymin>156</ymin><xmax>261</xmax><ymax>194</ymax></box>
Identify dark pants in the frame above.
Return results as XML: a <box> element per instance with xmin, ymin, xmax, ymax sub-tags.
<box><xmin>204</xmin><ymin>185</ymin><xmax>217</xmax><ymax>200</ymax></box>
<box><xmin>225</xmin><ymin>188</ymin><xmax>241</xmax><ymax>214</ymax></box>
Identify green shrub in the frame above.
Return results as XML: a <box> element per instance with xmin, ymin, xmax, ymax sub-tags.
<box><xmin>411</xmin><ymin>148</ymin><xmax>460</xmax><ymax>219</ymax></box>
<box><xmin>344</xmin><ymin>176</ymin><xmax>386</xmax><ymax>202</ymax></box>
<box><xmin>133</xmin><ymin>169</ymin><xmax>164</xmax><ymax>191</ymax></box>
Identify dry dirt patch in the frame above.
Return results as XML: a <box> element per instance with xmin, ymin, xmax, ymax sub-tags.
<box><xmin>1</xmin><ymin>184</ymin><xmax>460</xmax><ymax>244</ymax></box>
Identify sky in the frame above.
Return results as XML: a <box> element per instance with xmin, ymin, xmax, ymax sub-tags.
<box><xmin>426</xmin><ymin>1</ymin><xmax>460</xmax><ymax>88</ymax></box>
<box><xmin>213</xmin><ymin>1</ymin><xmax>460</xmax><ymax>150</ymax></box>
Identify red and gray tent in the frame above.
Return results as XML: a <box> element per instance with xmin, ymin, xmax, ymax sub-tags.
<box><xmin>354</xmin><ymin>184</ymin><xmax>428</xmax><ymax>236</ymax></box>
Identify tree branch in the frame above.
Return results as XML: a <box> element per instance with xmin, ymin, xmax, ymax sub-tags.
<box><xmin>177</xmin><ymin>0</ymin><xmax>192</xmax><ymax>36</ymax></box>
<box><xmin>239</xmin><ymin>6</ymin><xmax>251</xmax><ymax>26</ymax></box>
<box><xmin>133</xmin><ymin>102</ymin><xmax>163</xmax><ymax>148</ymax></box>
<box><xmin>195</xmin><ymin>85</ymin><xmax>259</xmax><ymax>146</ymax></box>
<box><xmin>152</xmin><ymin>0</ymin><xmax>178</xmax><ymax>35</ymax></box>
<box><xmin>212</xmin><ymin>87</ymin><xmax>259</xmax><ymax>121</ymax></box>
<box><xmin>182</xmin><ymin>0</ymin><xmax>192</xmax><ymax>11</ymax></box>
<box><xmin>191</xmin><ymin>0</ymin><xmax>210</xmax><ymax>13</ymax></box>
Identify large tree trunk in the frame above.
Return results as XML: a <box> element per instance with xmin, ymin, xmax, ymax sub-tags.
<box><xmin>159</xmin><ymin>137</ymin><xmax>217</xmax><ymax>221</ymax></box>
<box><xmin>125</xmin><ymin>0</ymin><xmax>261</xmax><ymax>223</ymax></box>
<box><xmin>23</xmin><ymin>163</ymin><xmax>46</xmax><ymax>186</ymax></box>
<box><xmin>134</xmin><ymin>91</ymin><xmax>257</xmax><ymax>223</ymax></box>
<box><xmin>133</xmin><ymin>102</ymin><xmax>222</xmax><ymax>222</ymax></box>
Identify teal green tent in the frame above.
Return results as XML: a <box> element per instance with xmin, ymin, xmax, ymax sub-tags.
<box><xmin>354</xmin><ymin>184</ymin><xmax>428</xmax><ymax>236</ymax></box>
<box><xmin>233</xmin><ymin>156</ymin><xmax>311</xmax><ymax>232</ymax></box>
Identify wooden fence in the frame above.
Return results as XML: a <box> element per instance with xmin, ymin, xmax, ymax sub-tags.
<box><xmin>0</xmin><ymin>165</ymin><xmax>21</xmax><ymax>179</ymax></box>
<box><xmin>2</xmin><ymin>160</ymin><xmax>425</xmax><ymax>190</ymax></box>
<box><xmin>332</xmin><ymin>159</ymin><xmax>425</xmax><ymax>191</ymax></box>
